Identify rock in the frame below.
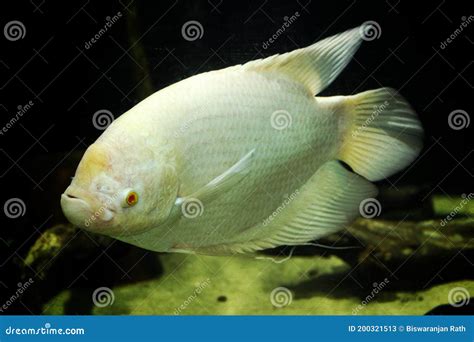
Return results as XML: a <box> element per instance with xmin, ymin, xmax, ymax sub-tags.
<box><xmin>43</xmin><ymin>253</ymin><xmax>473</xmax><ymax>315</ymax></box>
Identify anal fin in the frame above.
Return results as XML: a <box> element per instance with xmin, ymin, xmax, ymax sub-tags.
<box><xmin>192</xmin><ymin>160</ymin><xmax>377</xmax><ymax>255</ymax></box>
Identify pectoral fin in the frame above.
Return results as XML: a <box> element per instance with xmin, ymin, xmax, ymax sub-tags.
<box><xmin>171</xmin><ymin>149</ymin><xmax>255</xmax><ymax>218</ymax></box>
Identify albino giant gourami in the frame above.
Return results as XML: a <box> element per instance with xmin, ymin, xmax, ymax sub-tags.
<box><xmin>61</xmin><ymin>26</ymin><xmax>423</xmax><ymax>255</ymax></box>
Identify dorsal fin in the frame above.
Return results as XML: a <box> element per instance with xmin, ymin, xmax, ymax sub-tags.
<box><xmin>240</xmin><ymin>26</ymin><xmax>364</xmax><ymax>95</ymax></box>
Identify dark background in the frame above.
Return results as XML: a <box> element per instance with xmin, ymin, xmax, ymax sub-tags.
<box><xmin>1</xmin><ymin>0</ymin><xmax>472</xmax><ymax>314</ymax></box>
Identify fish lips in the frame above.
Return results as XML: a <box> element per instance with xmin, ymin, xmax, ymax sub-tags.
<box><xmin>61</xmin><ymin>193</ymin><xmax>115</xmax><ymax>230</ymax></box>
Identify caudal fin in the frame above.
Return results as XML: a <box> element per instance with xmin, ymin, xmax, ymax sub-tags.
<box><xmin>322</xmin><ymin>88</ymin><xmax>424</xmax><ymax>182</ymax></box>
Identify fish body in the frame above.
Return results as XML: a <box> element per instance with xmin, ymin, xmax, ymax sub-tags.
<box><xmin>61</xmin><ymin>26</ymin><xmax>423</xmax><ymax>255</ymax></box>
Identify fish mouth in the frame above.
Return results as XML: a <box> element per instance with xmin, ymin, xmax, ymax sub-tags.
<box><xmin>61</xmin><ymin>191</ymin><xmax>115</xmax><ymax>229</ymax></box>
<box><xmin>61</xmin><ymin>193</ymin><xmax>93</xmax><ymax>228</ymax></box>
<box><xmin>61</xmin><ymin>191</ymin><xmax>90</xmax><ymax>205</ymax></box>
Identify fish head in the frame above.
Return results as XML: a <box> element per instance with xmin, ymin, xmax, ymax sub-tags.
<box><xmin>61</xmin><ymin>142</ymin><xmax>178</xmax><ymax>237</ymax></box>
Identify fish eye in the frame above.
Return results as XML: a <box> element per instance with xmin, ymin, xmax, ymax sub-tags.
<box><xmin>123</xmin><ymin>190</ymin><xmax>139</xmax><ymax>207</ymax></box>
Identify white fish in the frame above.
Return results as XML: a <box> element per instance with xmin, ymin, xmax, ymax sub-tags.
<box><xmin>61</xmin><ymin>26</ymin><xmax>423</xmax><ymax>255</ymax></box>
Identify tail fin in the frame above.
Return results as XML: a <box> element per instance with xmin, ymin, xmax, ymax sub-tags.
<box><xmin>321</xmin><ymin>88</ymin><xmax>424</xmax><ymax>182</ymax></box>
